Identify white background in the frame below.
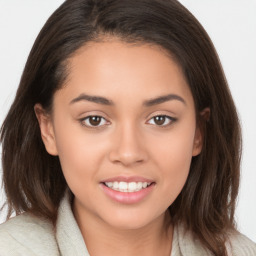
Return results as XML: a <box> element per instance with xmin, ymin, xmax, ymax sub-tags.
<box><xmin>0</xmin><ymin>0</ymin><xmax>255</xmax><ymax>242</ymax></box>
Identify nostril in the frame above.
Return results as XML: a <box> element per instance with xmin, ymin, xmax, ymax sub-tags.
<box><xmin>108</xmin><ymin>150</ymin><xmax>147</xmax><ymax>166</ymax></box>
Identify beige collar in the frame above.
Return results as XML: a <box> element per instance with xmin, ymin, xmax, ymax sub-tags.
<box><xmin>55</xmin><ymin>191</ymin><xmax>215</xmax><ymax>256</ymax></box>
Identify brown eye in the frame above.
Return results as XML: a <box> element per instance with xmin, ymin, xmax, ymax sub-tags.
<box><xmin>89</xmin><ymin>116</ymin><xmax>102</xmax><ymax>126</ymax></box>
<box><xmin>81</xmin><ymin>116</ymin><xmax>108</xmax><ymax>127</ymax></box>
<box><xmin>148</xmin><ymin>115</ymin><xmax>176</xmax><ymax>127</ymax></box>
<box><xmin>154</xmin><ymin>116</ymin><xmax>166</xmax><ymax>125</ymax></box>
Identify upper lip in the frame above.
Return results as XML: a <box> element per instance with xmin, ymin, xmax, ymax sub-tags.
<box><xmin>101</xmin><ymin>176</ymin><xmax>154</xmax><ymax>183</ymax></box>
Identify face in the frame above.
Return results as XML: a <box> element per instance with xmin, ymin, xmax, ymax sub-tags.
<box><xmin>36</xmin><ymin>39</ymin><xmax>203</xmax><ymax>230</ymax></box>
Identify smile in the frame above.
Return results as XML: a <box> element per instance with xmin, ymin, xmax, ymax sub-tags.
<box><xmin>104</xmin><ymin>181</ymin><xmax>151</xmax><ymax>193</ymax></box>
<box><xmin>100</xmin><ymin>177</ymin><xmax>155</xmax><ymax>204</ymax></box>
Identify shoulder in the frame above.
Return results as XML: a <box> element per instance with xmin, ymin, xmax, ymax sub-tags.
<box><xmin>228</xmin><ymin>231</ymin><xmax>256</xmax><ymax>256</ymax></box>
<box><xmin>175</xmin><ymin>222</ymin><xmax>256</xmax><ymax>256</ymax></box>
<box><xmin>0</xmin><ymin>213</ymin><xmax>60</xmax><ymax>256</ymax></box>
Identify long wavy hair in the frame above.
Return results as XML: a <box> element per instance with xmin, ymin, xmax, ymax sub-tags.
<box><xmin>1</xmin><ymin>0</ymin><xmax>241</xmax><ymax>255</ymax></box>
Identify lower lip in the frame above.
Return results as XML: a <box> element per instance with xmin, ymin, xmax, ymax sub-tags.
<box><xmin>100</xmin><ymin>183</ymin><xmax>155</xmax><ymax>204</ymax></box>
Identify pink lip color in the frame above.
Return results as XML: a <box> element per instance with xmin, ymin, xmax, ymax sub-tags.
<box><xmin>100</xmin><ymin>182</ymin><xmax>155</xmax><ymax>204</ymax></box>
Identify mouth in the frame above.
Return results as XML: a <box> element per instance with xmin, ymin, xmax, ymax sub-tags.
<box><xmin>102</xmin><ymin>181</ymin><xmax>153</xmax><ymax>193</ymax></box>
<box><xmin>100</xmin><ymin>177</ymin><xmax>156</xmax><ymax>204</ymax></box>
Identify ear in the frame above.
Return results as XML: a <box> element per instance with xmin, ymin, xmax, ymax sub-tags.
<box><xmin>192</xmin><ymin>108</ymin><xmax>210</xmax><ymax>156</ymax></box>
<box><xmin>34</xmin><ymin>104</ymin><xmax>58</xmax><ymax>156</ymax></box>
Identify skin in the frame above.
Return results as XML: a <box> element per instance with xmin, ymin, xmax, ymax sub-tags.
<box><xmin>35</xmin><ymin>39</ymin><xmax>204</xmax><ymax>256</ymax></box>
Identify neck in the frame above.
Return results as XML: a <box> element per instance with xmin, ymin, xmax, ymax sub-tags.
<box><xmin>73</xmin><ymin>203</ymin><xmax>173</xmax><ymax>256</ymax></box>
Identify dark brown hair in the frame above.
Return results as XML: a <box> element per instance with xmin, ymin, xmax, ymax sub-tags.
<box><xmin>1</xmin><ymin>0</ymin><xmax>241</xmax><ymax>255</ymax></box>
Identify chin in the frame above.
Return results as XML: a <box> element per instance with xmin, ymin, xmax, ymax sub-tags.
<box><xmin>107</xmin><ymin>219</ymin><xmax>150</xmax><ymax>230</ymax></box>
<box><xmin>101</xmin><ymin>209</ymin><xmax>163</xmax><ymax>231</ymax></box>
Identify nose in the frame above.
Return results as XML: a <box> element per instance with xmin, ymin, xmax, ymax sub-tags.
<box><xmin>108</xmin><ymin>123</ymin><xmax>148</xmax><ymax>167</ymax></box>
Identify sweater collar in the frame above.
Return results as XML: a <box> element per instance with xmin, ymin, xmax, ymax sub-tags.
<box><xmin>55</xmin><ymin>190</ymin><xmax>211</xmax><ymax>256</ymax></box>
<box><xmin>56</xmin><ymin>190</ymin><xmax>90</xmax><ymax>256</ymax></box>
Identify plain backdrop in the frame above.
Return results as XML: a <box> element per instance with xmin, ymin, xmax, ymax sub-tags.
<box><xmin>0</xmin><ymin>0</ymin><xmax>255</xmax><ymax>243</ymax></box>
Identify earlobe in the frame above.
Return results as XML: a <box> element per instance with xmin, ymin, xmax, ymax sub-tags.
<box><xmin>192</xmin><ymin>108</ymin><xmax>210</xmax><ymax>156</ymax></box>
<box><xmin>192</xmin><ymin>127</ymin><xmax>203</xmax><ymax>156</ymax></box>
<box><xmin>34</xmin><ymin>104</ymin><xmax>58</xmax><ymax>156</ymax></box>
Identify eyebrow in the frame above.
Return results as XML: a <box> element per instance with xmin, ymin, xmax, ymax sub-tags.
<box><xmin>70</xmin><ymin>93</ymin><xmax>114</xmax><ymax>105</ymax></box>
<box><xmin>143</xmin><ymin>94</ymin><xmax>186</xmax><ymax>107</ymax></box>
<box><xmin>70</xmin><ymin>93</ymin><xmax>186</xmax><ymax>106</ymax></box>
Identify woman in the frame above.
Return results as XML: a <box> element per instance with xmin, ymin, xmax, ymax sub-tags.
<box><xmin>0</xmin><ymin>0</ymin><xmax>255</xmax><ymax>255</ymax></box>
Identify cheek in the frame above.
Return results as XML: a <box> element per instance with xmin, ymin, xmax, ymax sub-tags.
<box><xmin>52</xmin><ymin>116</ymin><xmax>107</xmax><ymax>189</ymax></box>
<box><xmin>151</xmin><ymin>121</ymin><xmax>196</xmax><ymax>166</ymax></box>
<box><xmin>150</xmin><ymin>122</ymin><xmax>196</xmax><ymax>199</ymax></box>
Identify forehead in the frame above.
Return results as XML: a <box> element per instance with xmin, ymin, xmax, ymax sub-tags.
<box><xmin>56</xmin><ymin>39</ymin><xmax>194</xmax><ymax>107</ymax></box>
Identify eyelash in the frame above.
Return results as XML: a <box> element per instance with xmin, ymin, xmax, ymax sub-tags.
<box><xmin>147</xmin><ymin>115</ymin><xmax>177</xmax><ymax>127</ymax></box>
<box><xmin>79</xmin><ymin>114</ymin><xmax>177</xmax><ymax>129</ymax></box>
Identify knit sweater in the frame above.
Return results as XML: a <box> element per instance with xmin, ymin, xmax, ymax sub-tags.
<box><xmin>0</xmin><ymin>192</ymin><xmax>255</xmax><ymax>256</ymax></box>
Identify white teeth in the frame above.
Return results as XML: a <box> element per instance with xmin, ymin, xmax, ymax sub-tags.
<box><xmin>119</xmin><ymin>182</ymin><xmax>128</xmax><ymax>190</ymax></box>
<box><xmin>104</xmin><ymin>181</ymin><xmax>151</xmax><ymax>192</ymax></box>
<box><xmin>113</xmin><ymin>181</ymin><xmax>119</xmax><ymax>189</ymax></box>
<box><xmin>107</xmin><ymin>182</ymin><xmax>113</xmax><ymax>188</ymax></box>
<box><xmin>128</xmin><ymin>182</ymin><xmax>136</xmax><ymax>191</ymax></box>
<box><xmin>137</xmin><ymin>182</ymin><xmax>143</xmax><ymax>190</ymax></box>
<box><xmin>142</xmin><ymin>182</ymin><xmax>148</xmax><ymax>188</ymax></box>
